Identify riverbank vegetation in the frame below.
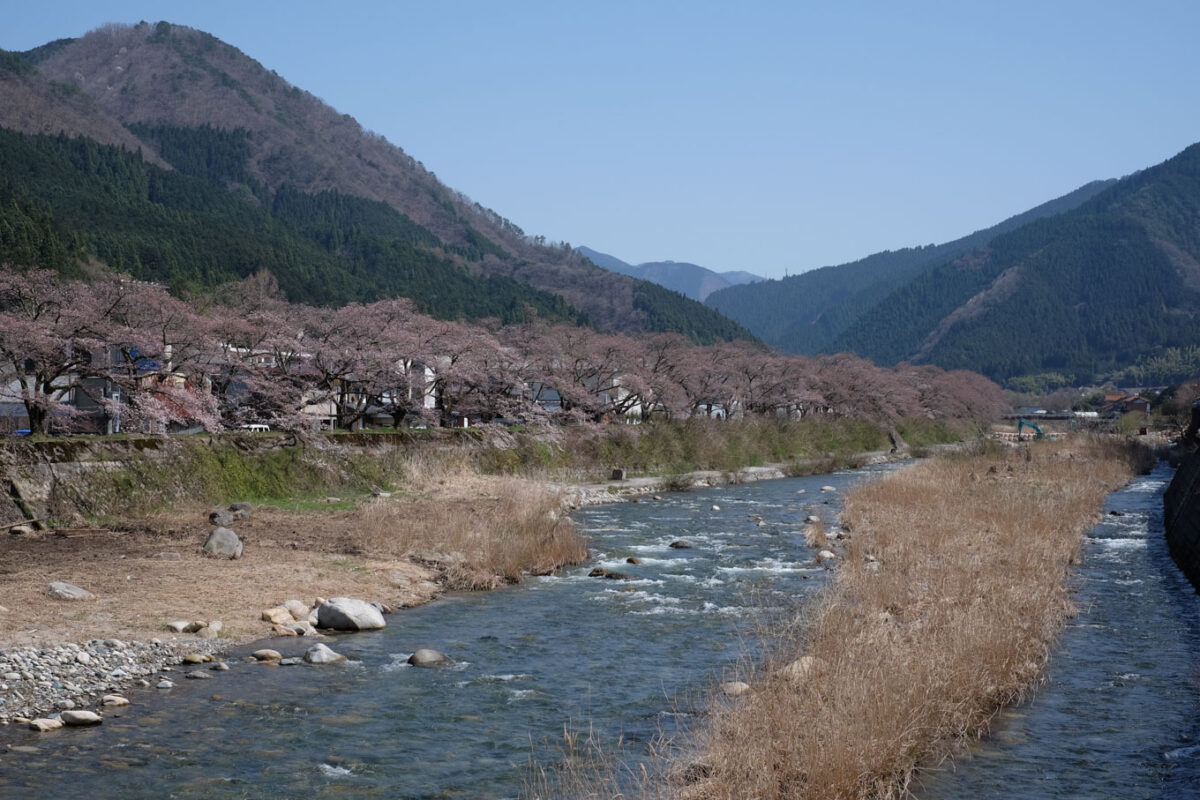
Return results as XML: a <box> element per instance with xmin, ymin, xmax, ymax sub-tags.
<box><xmin>661</xmin><ymin>437</ymin><xmax>1152</xmax><ymax>799</ymax></box>
<box><xmin>359</xmin><ymin>450</ymin><xmax>587</xmax><ymax>589</ymax></box>
<box><xmin>7</xmin><ymin>415</ymin><xmax>970</xmax><ymax>649</ymax></box>
<box><xmin>32</xmin><ymin>416</ymin><xmax>976</xmax><ymax>523</ymax></box>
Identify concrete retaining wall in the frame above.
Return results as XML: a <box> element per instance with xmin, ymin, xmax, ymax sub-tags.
<box><xmin>1163</xmin><ymin>449</ymin><xmax>1200</xmax><ymax>592</ymax></box>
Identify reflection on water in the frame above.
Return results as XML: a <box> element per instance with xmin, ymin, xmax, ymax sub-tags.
<box><xmin>916</xmin><ymin>463</ymin><xmax>1200</xmax><ymax>800</ymax></box>
<box><xmin>0</xmin><ymin>466</ymin><xmax>886</xmax><ymax>799</ymax></box>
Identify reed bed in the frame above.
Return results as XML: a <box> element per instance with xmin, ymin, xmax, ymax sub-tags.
<box><xmin>654</xmin><ymin>437</ymin><xmax>1150</xmax><ymax>800</ymax></box>
<box><xmin>359</xmin><ymin>450</ymin><xmax>588</xmax><ymax>589</ymax></box>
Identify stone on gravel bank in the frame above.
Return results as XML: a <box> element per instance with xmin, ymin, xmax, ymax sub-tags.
<box><xmin>202</xmin><ymin>526</ymin><xmax>243</xmax><ymax>558</ymax></box>
<box><xmin>262</xmin><ymin>606</ymin><xmax>294</xmax><ymax>625</ymax></box>
<box><xmin>283</xmin><ymin>599</ymin><xmax>311</xmax><ymax>621</ymax></box>
<box><xmin>46</xmin><ymin>581</ymin><xmax>95</xmax><ymax>601</ymax></box>
<box><xmin>317</xmin><ymin>597</ymin><xmax>386</xmax><ymax>631</ymax></box>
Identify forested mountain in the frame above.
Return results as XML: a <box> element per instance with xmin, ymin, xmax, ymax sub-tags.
<box><xmin>830</xmin><ymin>143</ymin><xmax>1200</xmax><ymax>384</ymax></box>
<box><xmin>0</xmin><ymin>47</ymin><xmax>165</xmax><ymax>166</ymax></box>
<box><xmin>0</xmin><ymin>24</ymin><xmax>753</xmax><ymax>343</ymax></box>
<box><xmin>577</xmin><ymin>246</ymin><xmax>764</xmax><ymax>301</ymax></box>
<box><xmin>705</xmin><ymin>180</ymin><xmax>1115</xmax><ymax>353</ymax></box>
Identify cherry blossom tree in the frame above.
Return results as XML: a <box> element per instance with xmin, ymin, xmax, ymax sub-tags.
<box><xmin>0</xmin><ymin>269</ymin><xmax>101</xmax><ymax>433</ymax></box>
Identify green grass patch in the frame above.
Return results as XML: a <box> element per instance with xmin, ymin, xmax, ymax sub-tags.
<box><xmin>59</xmin><ymin>437</ymin><xmax>405</xmax><ymax>518</ymax></box>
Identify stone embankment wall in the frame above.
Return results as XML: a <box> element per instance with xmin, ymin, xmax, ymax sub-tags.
<box><xmin>1163</xmin><ymin>448</ymin><xmax>1200</xmax><ymax>591</ymax></box>
<box><xmin>0</xmin><ymin>435</ymin><xmax>316</xmax><ymax>526</ymax></box>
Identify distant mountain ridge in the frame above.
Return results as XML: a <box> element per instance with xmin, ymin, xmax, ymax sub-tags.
<box><xmin>0</xmin><ymin>23</ymin><xmax>753</xmax><ymax>344</ymax></box>
<box><xmin>827</xmin><ymin>142</ymin><xmax>1200</xmax><ymax>383</ymax></box>
<box><xmin>576</xmin><ymin>246</ymin><xmax>764</xmax><ymax>301</ymax></box>
<box><xmin>705</xmin><ymin>179</ymin><xmax>1116</xmax><ymax>355</ymax></box>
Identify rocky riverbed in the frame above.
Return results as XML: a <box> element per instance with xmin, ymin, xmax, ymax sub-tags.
<box><xmin>0</xmin><ymin>637</ymin><xmax>224</xmax><ymax>725</ymax></box>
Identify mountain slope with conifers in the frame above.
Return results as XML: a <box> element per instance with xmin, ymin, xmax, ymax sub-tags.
<box><xmin>705</xmin><ymin>179</ymin><xmax>1115</xmax><ymax>355</ymax></box>
<box><xmin>0</xmin><ymin>23</ymin><xmax>753</xmax><ymax>343</ymax></box>
<box><xmin>829</xmin><ymin>142</ymin><xmax>1200</xmax><ymax>384</ymax></box>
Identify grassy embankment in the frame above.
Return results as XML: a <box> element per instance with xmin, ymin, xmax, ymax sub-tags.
<box><xmin>473</xmin><ymin>416</ymin><xmax>972</xmax><ymax>479</ymax></box>
<box><xmin>35</xmin><ymin>417</ymin><xmax>971</xmax><ymax>592</ymax></box>
<box><xmin>635</xmin><ymin>436</ymin><xmax>1152</xmax><ymax>800</ymax></box>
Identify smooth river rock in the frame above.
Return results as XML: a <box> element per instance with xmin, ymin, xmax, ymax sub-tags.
<box><xmin>316</xmin><ymin>598</ymin><xmax>386</xmax><ymax>631</ymax></box>
<box><xmin>60</xmin><ymin>710</ymin><xmax>102</xmax><ymax>726</ymax></box>
<box><xmin>29</xmin><ymin>717</ymin><xmax>64</xmax><ymax>732</ymax></box>
<box><xmin>407</xmin><ymin>648</ymin><xmax>454</xmax><ymax>668</ymax></box>
<box><xmin>261</xmin><ymin>606</ymin><xmax>294</xmax><ymax>625</ymax></box>
<box><xmin>304</xmin><ymin>643</ymin><xmax>347</xmax><ymax>664</ymax></box>
<box><xmin>283</xmin><ymin>599</ymin><xmax>311</xmax><ymax>621</ymax></box>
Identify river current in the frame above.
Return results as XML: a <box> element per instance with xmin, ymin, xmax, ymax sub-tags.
<box><xmin>916</xmin><ymin>463</ymin><xmax>1200</xmax><ymax>799</ymax></box>
<box><xmin>0</xmin><ymin>466</ymin><xmax>882</xmax><ymax>798</ymax></box>
<box><xmin>2</xmin><ymin>462</ymin><xmax>1197</xmax><ymax>799</ymax></box>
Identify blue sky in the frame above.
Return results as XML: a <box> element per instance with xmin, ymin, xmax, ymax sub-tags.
<box><xmin>5</xmin><ymin>2</ymin><xmax>1200</xmax><ymax>279</ymax></box>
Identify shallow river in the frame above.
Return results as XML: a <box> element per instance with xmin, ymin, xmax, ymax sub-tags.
<box><xmin>916</xmin><ymin>463</ymin><xmax>1200</xmax><ymax>799</ymax></box>
<box><xmin>0</xmin><ymin>466</ymin><xmax>883</xmax><ymax>798</ymax></box>
<box><xmin>4</xmin><ymin>462</ymin><xmax>1197</xmax><ymax>799</ymax></box>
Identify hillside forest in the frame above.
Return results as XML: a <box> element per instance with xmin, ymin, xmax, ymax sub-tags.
<box><xmin>0</xmin><ymin>23</ymin><xmax>754</xmax><ymax>345</ymax></box>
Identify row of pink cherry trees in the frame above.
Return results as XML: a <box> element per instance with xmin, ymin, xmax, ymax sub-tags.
<box><xmin>0</xmin><ymin>270</ymin><xmax>1007</xmax><ymax>434</ymax></box>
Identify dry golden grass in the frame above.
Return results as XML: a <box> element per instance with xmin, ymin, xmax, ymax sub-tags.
<box><xmin>0</xmin><ymin>447</ymin><xmax>588</xmax><ymax>649</ymax></box>
<box><xmin>358</xmin><ymin>451</ymin><xmax>588</xmax><ymax>589</ymax></box>
<box><xmin>655</xmin><ymin>437</ymin><xmax>1149</xmax><ymax>800</ymax></box>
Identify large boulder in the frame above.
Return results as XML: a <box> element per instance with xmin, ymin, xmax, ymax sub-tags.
<box><xmin>304</xmin><ymin>643</ymin><xmax>347</xmax><ymax>664</ymax></box>
<box><xmin>202</xmin><ymin>527</ymin><xmax>243</xmax><ymax>559</ymax></box>
<box><xmin>47</xmin><ymin>581</ymin><xmax>95</xmax><ymax>600</ymax></box>
<box><xmin>317</xmin><ymin>597</ymin><xmax>386</xmax><ymax>631</ymax></box>
<box><xmin>407</xmin><ymin>648</ymin><xmax>454</xmax><ymax>667</ymax></box>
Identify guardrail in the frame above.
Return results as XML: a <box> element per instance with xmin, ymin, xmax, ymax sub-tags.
<box><xmin>990</xmin><ymin>431</ymin><xmax>1067</xmax><ymax>442</ymax></box>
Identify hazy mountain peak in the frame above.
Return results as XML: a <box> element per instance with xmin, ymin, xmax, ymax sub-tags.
<box><xmin>577</xmin><ymin>246</ymin><xmax>764</xmax><ymax>301</ymax></box>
